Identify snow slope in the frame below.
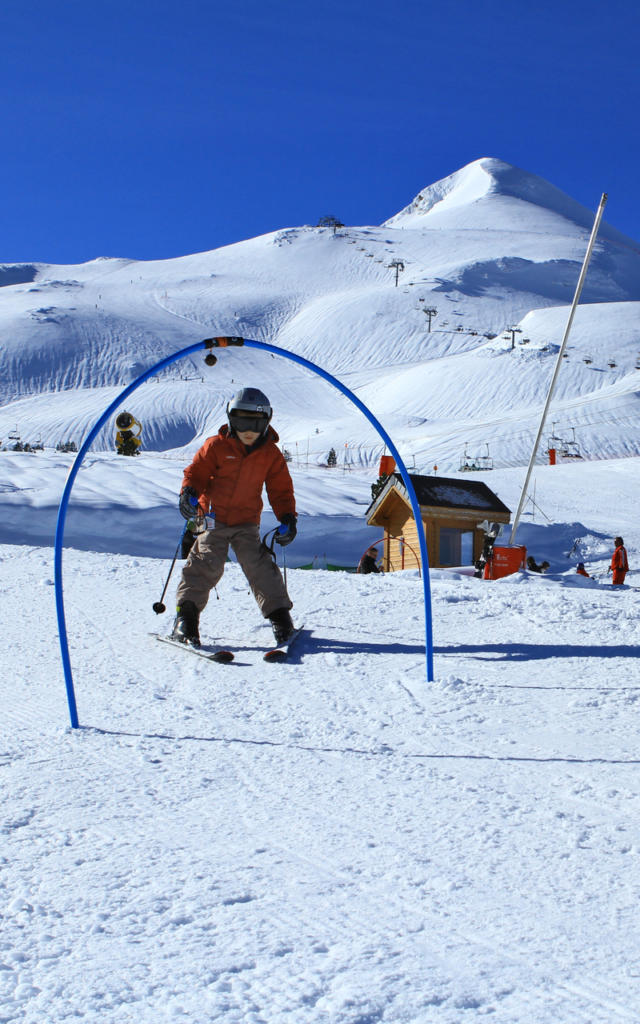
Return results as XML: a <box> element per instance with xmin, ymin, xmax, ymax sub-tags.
<box><xmin>2</xmin><ymin>158</ymin><xmax>640</xmax><ymax>1023</ymax></box>
<box><xmin>1</xmin><ymin>158</ymin><xmax>640</xmax><ymax>472</ymax></box>
<box><xmin>3</xmin><ymin>514</ymin><xmax>640</xmax><ymax>1023</ymax></box>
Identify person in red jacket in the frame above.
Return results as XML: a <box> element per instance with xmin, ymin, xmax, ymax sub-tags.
<box><xmin>609</xmin><ymin>536</ymin><xmax>629</xmax><ymax>586</ymax></box>
<box><xmin>172</xmin><ymin>387</ymin><xmax>297</xmax><ymax>647</ymax></box>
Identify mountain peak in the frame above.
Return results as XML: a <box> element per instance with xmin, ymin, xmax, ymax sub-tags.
<box><xmin>383</xmin><ymin>158</ymin><xmax>602</xmax><ymax>232</ymax></box>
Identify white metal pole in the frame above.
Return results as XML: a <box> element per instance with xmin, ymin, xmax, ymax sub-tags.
<box><xmin>509</xmin><ymin>193</ymin><xmax>607</xmax><ymax>546</ymax></box>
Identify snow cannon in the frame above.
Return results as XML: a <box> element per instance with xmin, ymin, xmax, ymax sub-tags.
<box><xmin>115</xmin><ymin>411</ymin><xmax>142</xmax><ymax>456</ymax></box>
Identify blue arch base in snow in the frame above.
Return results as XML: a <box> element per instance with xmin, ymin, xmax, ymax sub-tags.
<box><xmin>54</xmin><ymin>336</ymin><xmax>434</xmax><ymax>729</ymax></box>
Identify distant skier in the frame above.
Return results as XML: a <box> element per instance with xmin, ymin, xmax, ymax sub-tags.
<box><xmin>172</xmin><ymin>388</ymin><xmax>297</xmax><ymax>647</ymax></box>
<box><xmin>609</xmin><ymin>536</ymin><xmax>629</xmax><ymax>585</ymax></box>
<box><xmin>357</xmin><ymin>546</ymin><xmax>382</xmax><ymax>574</ymax></box>
<box><xmin>576</xmin><ymin>562</ymin><xmax>590</xmax><ymax>577</ymax></box>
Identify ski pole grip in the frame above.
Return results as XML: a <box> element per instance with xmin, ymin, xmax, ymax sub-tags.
<box><xmin>277</xmin><ymin>523</ymin><xmax>289</xmax><ymax>534</ymax></box>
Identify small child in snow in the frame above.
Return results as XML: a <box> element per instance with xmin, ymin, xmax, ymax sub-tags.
<box><xmin>357</xmin><ymin>546</ymin><xmax>382</xmax><ymax>574</ymax></box>
<box><xmin>172</xmin><ymin>387</ymin><xmax>297</xmax><ymax>647</ymax></box>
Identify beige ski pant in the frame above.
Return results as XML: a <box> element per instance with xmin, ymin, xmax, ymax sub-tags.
<box><xmin>175</xmin><ymin>522</ymin><xmax>292</xmax><ymax>618</ymax></box>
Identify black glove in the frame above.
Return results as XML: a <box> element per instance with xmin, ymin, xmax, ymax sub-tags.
<box><xmin>179</xmin><ymin>486</ymin><xmax>200</xmax><ymax>520</ymax></box>
<box><xmin>275</xmin><ymin>513</ymin><xmax>297</xmax><ymax>546</ymax></box>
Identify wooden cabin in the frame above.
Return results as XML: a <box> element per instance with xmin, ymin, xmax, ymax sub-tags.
<box><xmin>366</xmin><ymin>473</ymin><xmax>511</xmax><ymax>571</ymax></box>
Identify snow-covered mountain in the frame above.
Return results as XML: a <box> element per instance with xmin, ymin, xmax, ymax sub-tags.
<box><xmin>4</xmin><ymin>162</ymin><xmax>640</xmax><ymax>1022</ymax></box>
<box><xmin>1</xmin><ymin>157</ymin><xmax>640</xmax><ymax>474</ymax></box>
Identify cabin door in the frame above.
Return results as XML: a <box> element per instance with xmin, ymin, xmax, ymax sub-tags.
<box><xmin>439</xmin><ymin>527</ymin><xmax>474</xmax><ymax>567</ymax></box>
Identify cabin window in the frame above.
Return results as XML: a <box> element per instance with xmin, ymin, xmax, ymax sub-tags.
<box><xmin>439</xmin><ymin>527</ymin><xmax>474</xmax><ymax>566</ymax></box>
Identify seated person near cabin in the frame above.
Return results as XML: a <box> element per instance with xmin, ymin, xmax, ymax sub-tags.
<box><xmin>576</xmin><ymin>562</ymin><xmax>590</xmax><ymax>577</ymax></box>
<box><xmin>357</xmin><ymin>546</ymin><xmax>382</xmax><ymax>574</ymax></box>
<box><xmin>526</xmin><ymin>556</ymin><xmax>550</xmax><ymax>573</ymax></box>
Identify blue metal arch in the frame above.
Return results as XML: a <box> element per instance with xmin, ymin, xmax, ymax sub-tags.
<box><xmin>54</xmin><ymin>337</ymin><xmax>434</xmax><ymax>728</ymax></box>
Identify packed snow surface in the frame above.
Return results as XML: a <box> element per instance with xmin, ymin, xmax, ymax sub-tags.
<box><xmin>2</xmin><ymin>158</ymin><xmax>640</xmax><ymax>1022</ymax></box>
<box><xmin>3</xmin><ymin>452</ymin><xmax>640</xmax><ymax>1023</ymax></box>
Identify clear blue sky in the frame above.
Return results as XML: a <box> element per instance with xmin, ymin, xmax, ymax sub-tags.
<box><xmin>2</xmin><ymin>0</ymin><xmax>638</xmax><ymax>264</ymax></box>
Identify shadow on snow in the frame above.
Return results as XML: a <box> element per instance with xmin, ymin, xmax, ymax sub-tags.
<box><xmin>436</xmin><ymin>642</ymin><xmax>640</xmax><ymax>661</ymax></box>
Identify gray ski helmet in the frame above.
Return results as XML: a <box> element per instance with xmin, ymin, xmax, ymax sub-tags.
<box><xmin>226</xmin><ymin>387</ymin><xmax>272</xmax><ymax>436</ymax></box>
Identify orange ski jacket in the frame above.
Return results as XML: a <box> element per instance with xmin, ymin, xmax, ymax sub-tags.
<box><xmin>610</xmin><ymin>544</ymin><xmax>629</xmax><ymax>583</ymax></box>
<box><xmin>182</xmin><ymin>425</ymin><xmax>296</xmax><ymax>527</ymax></box>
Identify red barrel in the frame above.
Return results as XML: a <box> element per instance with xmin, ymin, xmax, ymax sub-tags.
<box><xmin>484</xmin><ymin>546</ymin><xmax>527</xmax><ymax>580</ymax></box>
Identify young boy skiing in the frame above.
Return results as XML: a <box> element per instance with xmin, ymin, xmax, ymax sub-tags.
<box><xmin>172</xmin><ymin>387</ymin><xmax>297</xmax><ymax>647</ymax></box>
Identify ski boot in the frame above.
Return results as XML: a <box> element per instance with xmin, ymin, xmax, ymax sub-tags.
<box><xmin>268</xmin><ymin>607</ymin><xmax>294</xmax><ymax>646</ymax></box>
<box><xmin>171</xmin><ymin>600</ymin><xmax>201</xmax><ymax>647</ymax></box>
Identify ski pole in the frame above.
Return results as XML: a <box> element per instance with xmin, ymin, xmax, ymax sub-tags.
<box><xmin>153</xmin><ymin>528</ymin><xmax>186</xmax><ymax>614</ymax></box>
<box><xmin>276</xmin><ymin>523</ymin><xmax>289</xmax><ymax>588</ymax></box>
<box><xmin>262</xmin><ymin>524</ymin><xmax>290</xmax><ymax>587</ymax></box>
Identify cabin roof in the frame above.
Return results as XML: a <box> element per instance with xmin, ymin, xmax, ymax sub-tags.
<box><xmin>367</xmin><ymin>473</ymin><xmax>511</xmax><ymax>519</ymax></box>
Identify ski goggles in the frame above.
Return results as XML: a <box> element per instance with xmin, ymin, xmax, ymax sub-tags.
<box><xmin>229</xmin><ymin>411</ymin><xmax>270</xmax><ymax>434</ymax></box>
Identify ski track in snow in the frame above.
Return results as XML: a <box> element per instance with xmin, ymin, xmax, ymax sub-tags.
<box><xmin>2</xmin><ymin>543</ymin><xmax>640</xmax><ymax>1023</ymax></box>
